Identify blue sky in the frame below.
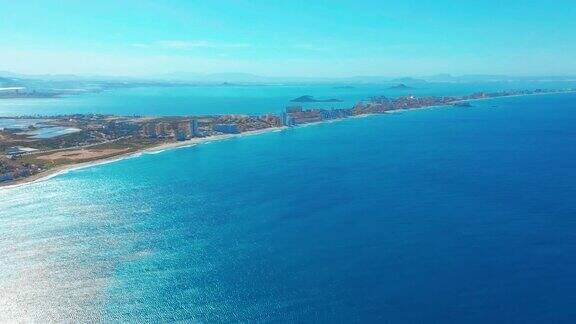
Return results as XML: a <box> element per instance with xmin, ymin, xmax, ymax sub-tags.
<box><xmin>0</xmin><ymin>0</ymin><xmax>574</xmax><ymax>77</ymax></box>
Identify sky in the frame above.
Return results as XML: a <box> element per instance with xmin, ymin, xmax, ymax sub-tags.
<box><xmin>0</xmin><ymin>0</ymin><xmax>575</xmax><ymax>78</ymax></box>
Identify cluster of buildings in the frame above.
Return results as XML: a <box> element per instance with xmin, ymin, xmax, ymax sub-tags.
<box><xmin>0</xmin><ymin>159</ymin><xmax>41</xmax><ymax>183</ymax></box>
<box><xmin>150</xmin><ymin>88</ymin><xmax>574</xmax><ymax>138</ymax></box>
<box><xmin>141</xmin><ymin>115</ymin><xmax>284</xmax><ymax>140</ymax></box>
<box><xmin>460</xmin><ymin>88</ymin><xmax>566</xmax><ymax>100</ymax></box>
<box><xmin>352</xmin><ymin>95</ymin><xmax>457</xmax><ymax>114</ymax></box>
<box><xmin>102</xmin><ymin>120</ymin><xmax>141</xmax><ymax>136</ymax></box>
<box><xmin>216</xmin><ymin>114</ymin><xmax>282</xmax><ymax>132</ymax></box>
<box><xmin>2</xmin><ymin>87</ymin><xmax>573</xmax><ymax>186</ymax></box>
<box><xmin>281</xmin><ymin>89</ymin><xmax>571</xmax><ymax>126</ymax></box>
<box><xmin>141</xmin><ymin>118</ymin><xmax>242</xmax><ymax>140</ymax></box>
<box><xmin>1</xmin><ymin>146</ymin><xmax>42</xmax><ymax>182</ymax></box>
<box><xmin>142</xmin><ymin>119</ymin><xmax>202</xmax><ymax>140</ymax></box>
<box><xmin>282</xmin><ymin>106</ymin><xmax>353</xmax><ymax>125</ymax></box>
<box><xmin>212</xmin><ymin>123</ymin><xmax>240</xmax><ymax>134</ymax></box>
<box><xmin>0</xmin><ymin>87</ymin><xmax>60</xmax><ymax>99</ymax></box>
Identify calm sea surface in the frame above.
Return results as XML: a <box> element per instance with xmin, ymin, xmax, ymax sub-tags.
<box><xmin>1</xmin><ymin>84</ymin><xmax>576</xmax><ymax>322</ymax></box>
<box><xmin>0</xmin><ymin>81</ymin><xmax>574</xmax><ymax>116</ymax></box>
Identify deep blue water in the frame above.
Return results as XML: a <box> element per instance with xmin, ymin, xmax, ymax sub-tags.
<box><xmin>1</xmin><ymin>91</ymin><xmax>576</xmax><ymax>322</ymax></box>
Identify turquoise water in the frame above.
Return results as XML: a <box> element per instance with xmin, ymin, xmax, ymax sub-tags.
<box><xmin>0</xmin><ymin>81</ymin><xmax>574</xmax><ymax>117</ymax></box>
<box><xmin>1</xmin><ymin>90</ymin><xmax>576</xmax><ymax>322</ymax></box>
<box><xmin>0</xmin><ymin>119</ymin><xmax>79</xmax><ymax>138</ymax></box>
<box><xmin>21</xmin><ymin>126</ymin><xmax>81</xmax><ymax>139</ymax></box>
<box><xmin>0</xmin><ymin>118</ymin><xmax>44</xmax><ymax>129</ymax></box>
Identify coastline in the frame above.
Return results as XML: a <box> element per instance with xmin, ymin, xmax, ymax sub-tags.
<box><xmin>0</xmin><ymin>105</ymin><xmax>457</xmax><ymax>190</ymax></box>
<box><xmin>0</xmin><ymin>126</ymin><xmax>287</xmax><ymax>190</ymax></box>
<box><xmin>460</xmin><ymin>89</ymin><xmax>576</xmax><ymax>104</ymax></box>
<box><xmin>383</xmin><ymin>90</ymin><xmax>576</xmax><ymax>114</ymax></box>
<box><xmin>2</xmin><ymin>90</ymin><xmax>574</xmax><ymax>190</ymax></box>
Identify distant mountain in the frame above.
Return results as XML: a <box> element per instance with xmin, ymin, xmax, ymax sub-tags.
<box><xmin>455</xmin><ymin>74</ymin><xmax>511</xmax><ymax>82</ymax></box>
<box><xmin>153</xmin><ymin>73</ymin><xmax>427</xmax><ymax>84</ymax></box>
<box><xmin>390</xmin><ymin>77</ymin><xmax>427</xmax><ymax>84</ymax></box>
<box><xmin>291</xmin><ymin>95</ymin><xmax>343</xmax><ymax>103</ymax></box>
<box><xmin>424</xmin><ymin>73</ymin><xmax>515</xmax><ymax>82</ymax></box>
<box><xmin>0</xmin><ymin>76</ymin><xmax>22</xmax><ymax>87</ymax></box>
<box><xmin>156</xmin><ymin>72</ymin><xmax>271</xmax><ymax>83</ymax></box>
<box><xmin>424</xmin><ymin>74</ymin><xmax>456</xmax><ymax>82</ymax></box>
<box><xmin>0</xmin><ymin>71</ymin><xmax>85</xmax><ymax>81</ymax></box>
<box><xmin>2</xmin><ymin>70</ymin><xmax>575</xmax><ymax>87</ymax></box>
<box><xmin>423</xmin><ymin>74</ymin><xmax>576</xmax><ymax>82</ymax></box>
<box><xmin>387</xmin><ymin>84</ymin><xmax>413</xmax><ymax>90</ymax></box>
<box><xmin>0</xmin><ymin>71</ymin><xmax>177</xmax><ymax>84</ymax></box>
<box><xmin>0</xmin><ymin>77</ymin><xmax>11</xmax><ymax>86</ymax></box>
<box><xmin>0</xmin><ymin>71</ymin><xmax>24</xmax><ymax>79</ymax></box>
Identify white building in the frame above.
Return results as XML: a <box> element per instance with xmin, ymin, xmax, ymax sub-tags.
<box><xmin>6</xmin><ymin>146</ymin><xmax>38</xmax><ymax>156</ymax></box>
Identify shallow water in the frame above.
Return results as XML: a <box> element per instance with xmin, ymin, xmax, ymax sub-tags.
<box><xmin>1</xmin><ymin>81</ymin><xmax>574</xmax><ymax>117</ymax></box>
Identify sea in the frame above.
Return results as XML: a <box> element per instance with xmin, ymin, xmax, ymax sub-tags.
<box><xmin>1</xmin><ymin>82</ymin><xmax>576</xmax><ymax>323</ymax></box>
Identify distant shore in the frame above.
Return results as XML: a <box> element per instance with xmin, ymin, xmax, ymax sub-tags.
<box><xmin>2</xmin><ymin>89</ymin><xmax>575</xmax><ymax>190</ymax></box>
<box><xmin>462</xmin><ymin>89</ymin><xmax>576</xmax><ymax>103</ymax></box>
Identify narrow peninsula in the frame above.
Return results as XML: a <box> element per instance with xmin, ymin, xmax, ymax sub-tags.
<box><xmin>1</xmin><ymin>87</ymin><xmax>574</xmax><ymax>187</ymax></box>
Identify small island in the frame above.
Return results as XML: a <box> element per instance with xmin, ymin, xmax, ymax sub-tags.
<box><xmin>291</xmin><ymin>95</ymin><xmax>343</xmax><ymax>103</ymax></box>
<box><xmin>1</xmin><ymin>87</ymin><xmax>574</xmax><ymax>187</ymax></box>
<box><xmin>387</xmin><ymin>84</ymin><xmax>413</xmax><ymax>90</ymax></box>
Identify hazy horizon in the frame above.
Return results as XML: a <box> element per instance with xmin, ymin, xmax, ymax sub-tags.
<box><xmin>3</xmin><ymin>2</ymin><xmax>576</xmax><ymax>322</ymax></box>
<box><xmin>3</xmin><ymin>70</ymin><xmax>576</xmax><ymax>84</ymax></box>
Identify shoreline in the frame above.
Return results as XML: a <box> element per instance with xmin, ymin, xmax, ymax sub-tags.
<box><xmin>0</xmin><ymin>126</ymin><xmax>287</xmax><ymax>190</ymax></box>
<box><xmin>461</xmin><ymin>89</ymin><xmax>576</xmax><ymax>104</ymax></box>
<box><xmin>2</xmin><ymin>90</ymin><xmax>575</xmax><ymax>190</ymax></box>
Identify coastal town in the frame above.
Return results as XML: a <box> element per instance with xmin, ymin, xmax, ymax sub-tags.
<box><xmin>1</xmin><ymin>87</ymin><xmax>573</xmax><ymax>186</ymax></box>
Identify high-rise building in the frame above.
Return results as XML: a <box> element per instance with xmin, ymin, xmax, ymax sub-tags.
<box><xmin>281</xmin><ymin>112</ymin><xmax>294</xmax><ymax>127</ymax></box>
<box><xmin>155</xmin><ymin>123</ymin><xmax>170</xmax><ymax>137</ymax></box>
<box><xmin>143</xmin><ymin>123</ymin><xmax>157</xmax><ymax>138</ymax></box>
<box><xmin>213</xmin><ymin>123</ymin><xmax>240</xmax><ymax>134</ymax></box>
<box><xmin>176</xmin><ymin>129</ymin><xmax>187</xmax><ymax>141</ymax></box>
<box><xmin>286</xmin><ymin>106</ymin><xmax>303</xmax><ymax>113</ymax></box>
<box><xmin>190</xmin><ymin>119</ymin><xmax>200</xmax><ymax>137</ymax></box>
<box><xmin>263</xmin><ymin>114</ymin><xmax>280</xmax><ymax>127</ymax></box>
